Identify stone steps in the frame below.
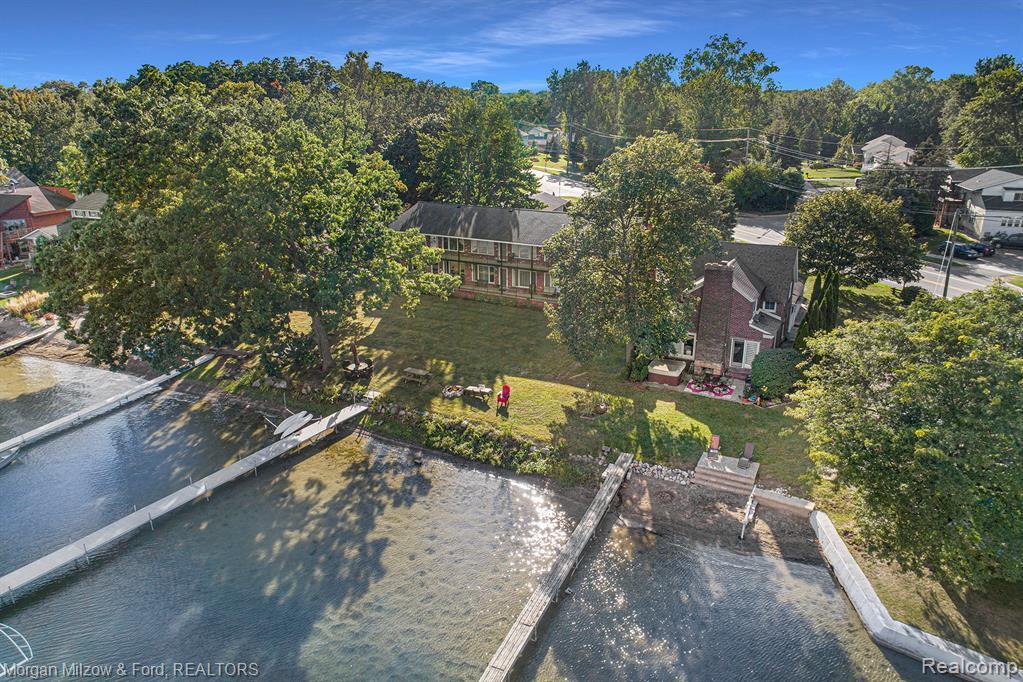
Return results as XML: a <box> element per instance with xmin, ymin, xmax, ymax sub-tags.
<box><xmin>692</xmin><ymin>469</ymin><xmax>755</xmax><ymax>497</ymax></box>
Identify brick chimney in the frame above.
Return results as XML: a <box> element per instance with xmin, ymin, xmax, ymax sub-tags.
<box><xmin>693</xmin><ymin>261</ymin><xmax>734</xmax><ymax>375</ymax></box>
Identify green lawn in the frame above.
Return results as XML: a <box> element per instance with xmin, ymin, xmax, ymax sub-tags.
<box><xmin>1007</xmin><ymin>275</ymin><xmax>1023</xmax><ymax>288</ymax></box>
<box><xmin>921</xmin><ymin>226</ymin><xmax>978</xmax><ymax>254</ymax></box>
<box><xmin>802</xmin><ymin>165</ymin><xmax>862</xmax><ymax>180</ymax></box>
<box><xmin>198</xmin><ymin>297</ymin><xmax>811</xmax><ymax>492</ymax></box>
<box><xmin>0</xmin><ymin>265</ymin><xmax>43</xmax><ymax>292</ymax></box>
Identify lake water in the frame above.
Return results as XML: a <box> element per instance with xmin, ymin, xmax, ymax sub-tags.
<box><xmin>0</xmin><ymin>356</ymin><xmax>929</xmax><ymax>680</ymax></box>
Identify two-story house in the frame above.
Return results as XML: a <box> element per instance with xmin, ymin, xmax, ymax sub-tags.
<box><xmin>16</xmin><ymin>190</ymin><xmax>110</xmax><ymax>264</ymax></box>
<box><xmin>649</xmin><ymin>243</ymin><xmax>803</xmax><ymax>384</ymax></box>
<box><xmin>940</xmin><ymin>168</ymin><xmax>1023</xmax><ymax>238</ymax></box>
<box><xmin>0</xmin><ymin>168</ymin><xmax>74</xmax><ymax>265</ymax></box>
<box><xmin>390</xmin><ymin>202</ymin><xmax>569</xmax><ymax>308</ymax></box>
<box><xmin>860</xmin><ymin>134</ymin><xmax>914</xmax><ymax>172</ymax></box>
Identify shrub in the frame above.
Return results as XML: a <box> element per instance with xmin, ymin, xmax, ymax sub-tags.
<box><xmin>723</xmin><ymin>162</ymin><xmax>804</xmax><ymax>211</ymax></box>
<box><xmin>900</xmin><ymin>284</ymin><xmax>929</xmax><ymax>304</ymax></box>
<box><xmin>750</xmin><ymin>348</ymin><xmax>805</xmax><ymax>399</ymax></box>
<box><xmin>2</xmin><ymin>290</ymin><xmax>48</xmax><ymax>318</ymax></box>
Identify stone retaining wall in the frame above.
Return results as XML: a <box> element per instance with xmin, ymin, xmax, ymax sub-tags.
<box><xmin>811</xmin><ymin>510</ymin><xmax>1021</xmax><ymax>682</ymax></box>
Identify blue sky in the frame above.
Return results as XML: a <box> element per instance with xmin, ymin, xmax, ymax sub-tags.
<box><xmin>1</xmin><ymin>1</ymin><xmax>1020</xmax><ymax>90</ymax></box>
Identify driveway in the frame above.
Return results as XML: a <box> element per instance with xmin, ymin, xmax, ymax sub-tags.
<box><xmin>530</xmin><ymin>169</ymin><xmax>590</xmax><ymax>198</ymax></box>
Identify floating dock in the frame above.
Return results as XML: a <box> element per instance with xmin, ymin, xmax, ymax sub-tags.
<box><xmin>0</xmin><ymin>403</ymin><xmax>367</xmax><ymax>601</ymax></box>
<box><xmin>0</xmin><ymin>353</ymin><xmax>215</xmax><ymax>458</ymax></box>
<box><xmin>480</xmin><ymin>451</ymin><xmax>634</xmax><ymax>682</ymax></box>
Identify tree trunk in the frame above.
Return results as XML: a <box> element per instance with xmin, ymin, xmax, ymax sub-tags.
<box><xmin>310</xmin><ymin>312</ymin><xmax>336</xmax><ymax>372</ymax></box>
<box><xmin>625</xmin><ymin>340</ymin><xmax>635</xmax><ymax>369</ymax></box>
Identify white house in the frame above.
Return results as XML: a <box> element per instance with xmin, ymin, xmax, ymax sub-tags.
<box><xmin>860</xmin><ymin>134</ymin><xmax>914</xmax><ymax>172</ymax></box>
<box><xmin>948</xmin><ymin>169</ymin><xmax>1023</xmax><ymax>238</ymax></box>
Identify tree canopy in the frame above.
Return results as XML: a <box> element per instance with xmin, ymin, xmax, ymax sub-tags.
<box><xmin>783</xmin><ymin>191</ymin><xmax>922</xmax><ymax>284</ymax></box>
<box><xmin>544</xmin><ymin>133</ymin><xmax>735</xmax><ymax>367</ymax></box>
<box><xmin>419</xmin><ymin>94</ymin><xmax>539</xmax><ymax>207</ymax></box>
<box><xmin>794</xmin><ymin>287</ymin><xmax>1023</xmax><ymax>588</ymax></box>
<box><xmin>722</xmin><ymin>161</ymin><xmax>803</xmax><ymax>211</ymax></box>
<box><xmin>39</xmin><ymin>79</ymin><xmax>456</xmax><ymax>371</ymax></box>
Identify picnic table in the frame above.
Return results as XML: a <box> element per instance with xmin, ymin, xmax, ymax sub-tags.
<box><xmin>462</xmin><ymin>384</ymin><xmax>492</xmax><ymax>400</ymax></box>
<box><xmin>401</xmin><ymin>367</ymin><xmax>432</xmax><ymax>384</ymax></box>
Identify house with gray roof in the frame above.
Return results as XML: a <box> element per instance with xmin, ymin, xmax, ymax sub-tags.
<box><xmin>941</xmin><ymin>168</ymin><xmax>1023</xmax><ymax>238</ymax></box>
<box><xmin>649</xmin><ymin>243</ymin><xmax>803</xmax><ymax>384</ymax></box>
<box><xmin>67</xmin><ymin>190</ymin><xmax>109</xmax><ymax>220</ymax></box>
<box><xmin>391</xmin><ymin>201</ymin><xmax>569</xmax><ymax>307</ymax></box>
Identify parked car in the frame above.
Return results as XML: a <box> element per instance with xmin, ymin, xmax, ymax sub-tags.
<box><xmin>952</xmin><ymin>243</ymin><xmax>980</xmax><ymax>259</ymax></box>
<box><xmin>991</xmin><ymin>232</ymin><xmax>1023</xmax><ymax>249</ymax></box>
<box><xmin>966</xmin><ymin>242</ymin><xmax>997</xmax><ymax>256</ymax></box>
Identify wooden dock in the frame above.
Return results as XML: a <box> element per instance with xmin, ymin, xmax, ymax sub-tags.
<box><xmin>480</xmin><ymin>451</ymin><xmax>634</xmax><ymax>682</ymax></box>
<box><xmin>0</xmin><ymin>353</ymin><xmax>215</xmax><ymax>457</ymax></box>
<box><xmin>0</xmin><ymin>403</ymin><xmax>367</xmax><ymax>601</ymax></box>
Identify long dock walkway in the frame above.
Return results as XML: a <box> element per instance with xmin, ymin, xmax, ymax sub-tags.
<box><xmin>480</xmin><ymin>451</ymin><xmax>634</xmax><ymax>682</ymax></box>
<box><xmin>0</xmin><ymin>353</ymin><xmax>215</xmax><ymax>457</ymax></box>
<box><xmin>0</xmin><ymin>403</ymin><xmax>367</xmax><ymax>600</ymax></box>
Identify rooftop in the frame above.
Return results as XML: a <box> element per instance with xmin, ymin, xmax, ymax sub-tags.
<box><xmin>390</xmin><ymin>201</ymin><xmax>571</xmax><ymax>246</ymax></box>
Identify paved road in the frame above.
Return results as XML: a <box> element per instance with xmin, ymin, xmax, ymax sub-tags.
<box><xmin>734</xmin><ymin>212</ymin><xmax>1023</xmax><ymax>297</ymax></box>
<box><xmin>530</xmin><ymin>169</ymin><xmax>590</xmax><ymax>198</ymax></box>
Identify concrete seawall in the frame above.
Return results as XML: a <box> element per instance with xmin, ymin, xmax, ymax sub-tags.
<box><xmin>811</xmin><ymin>510</ymin><xmax>1021</xmax><ymax>682</ymax></box>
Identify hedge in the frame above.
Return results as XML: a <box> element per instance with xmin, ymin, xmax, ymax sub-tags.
<box><xmin>749</xmin><ymin>348</ymin><xmax>805</xmax><ymax>399</ymax></box>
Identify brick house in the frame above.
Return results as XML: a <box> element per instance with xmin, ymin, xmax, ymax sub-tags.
<box><xmin>390</xmin><ymin>202</ymin><xmax>569</xmax><ymax>308</ymax></box>
<box><xmin>1</xmin><ymin>168</ymin><xmax>74</xmax><ymax>265</ymax></box>
<box><xmin>651</xmin><ymin>243</ymin><xmax>803</xmax><ymax>384</ymax></box>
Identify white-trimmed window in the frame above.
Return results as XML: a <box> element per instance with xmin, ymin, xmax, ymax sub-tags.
<box><xmin>512</xmin><ymin>269</ymin><xmax>532</xmax><ymax>289</ymax></box>
<box><xmin>470</xmin><ymin>239</ymin><xmax>495</xmax><ymax>256</ymax></box>
<box><xmin>761</xmin><ymin>301</ymin><xmax>777</xmax><ymax>312</ymax></box>
<box><xmin>511</xmin><ymin>244</ymin><xmax>532</xmax><ymax>259</ymax></box>
<box><xmin>473</xmin><ymin>264</ymin><xmax>497</xmax><ymax>284</ymax></box>
<box><xmin>731</xmin><ymin>338</ymin><xmax>760</xmax><ymax>369</ymax></box>
<box><xmin>671</xmin><ymin>333</ymin><xmax>696</xmax><ymax>359</ymax></box>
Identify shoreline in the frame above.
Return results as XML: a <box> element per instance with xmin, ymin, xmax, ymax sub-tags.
<box><xmin>11</xmin><ymin>338</ymin><xmax>821</xmax><ymax>563</ymax></box>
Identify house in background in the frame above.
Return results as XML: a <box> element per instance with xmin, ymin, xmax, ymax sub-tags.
<box><xmin>530</xmin><ymin>192</ymin><xmax>568</xmax><ymax>212</ymax></box>
<box><xmin>15</xmin><ymin>189</ymin><xmax>110</xmax><ymax>265</ymax></box>
<box><xmin>516</xmin><ymin>123</ymin><xmax>563</xmax><ymax>154</ymax></box>
<box><xmin>860</xmin><ymin>134</ymin><xmax>914</xmax><ymax>172</ymax></box>
<box><xmin>649</xmin><ymin>243</ymin><xmax>803</xmax><ymax>386</ymax></box>
<box><xmin>938</xmin><ymin>168</ymin><xmax>1023</xmax><ymax>238</ymax></box>
<box><xmin>0</xmin><ymin>168</ymin><xmax>74</xmax><ymax>265</ymax></box>
<box><xmin>390</xmin><ymin>202</ymin><xmax>569</xmax><ymax>308</ymax></box>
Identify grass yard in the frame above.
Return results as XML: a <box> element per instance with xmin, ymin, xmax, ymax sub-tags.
<box><xmin>1006</xmin><ymin>275</ymin><xmax>1023</xmax><ymax>288</ymax></box>
<box><xmin>813</xmin><ymin>482</ymin><xmax>1023</xmax><ymax>663</ymax></box>
<box><xmin>921</xmin><ymin>226</ymin><xmax>978</xmax><ymax>254</ymax></box>
<box><xmin>802</xmin><ymin>165</ymin><xmax>862</xmax><ymax>180</ymax></box>
<box><xmin>0</xmin><ymin>265</ymin><xmax>44</xmax><ymax>292</ymax></box>
<box><xmin>196</xmin><ymin>297</ymin><xmax>811</xmax><ymax>492</ymax></box>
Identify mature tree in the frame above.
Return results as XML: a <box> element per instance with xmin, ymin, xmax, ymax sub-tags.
<box><xmin>794</xmin><ymin>287</ymin><xmax>1023</xmax><ymax>588</ymax></box>
<box><xmin>544</xmin><ymin>133</ymin><xmax>735</xmax><ymax>368</ymax></box>
<box><xmin>783</xmin><ymin>190</ymin><xmax>922</xmax><ymax>285</ymax></box>
<box><xmin>946</xmin><ymin>57</ymin><xmax>1023</xmax><ymax>167</ymax></box>
<box><xmin>501</xmin><ymin>89</ymin><xmax>550</xmax><ymax>123</ymax></box>
<box><xmin>844</xmin><ymin>66</ymin><xmax>943</xmax><ymax>146</ymax></box>
<box><xmin>678</xmin><ymin>34</ymin><xmax>778</xmax><ymax>170</ymax></box>
<box><xmin>420</xmin><ymin>94</ymin><xmax>540</xmax><ymax>207</ymax></box>
<box><xmin>723</xmin><ymin>161</ymin><xmax>803</xmax><ymax>211</ymax></box>
<box><xmin>831</xmin><ymin>132</ymin><xmax>857</xmax><ymax>166</ymax></box>
<box><xmin>0</xmin><ymin>83</ymin><xmax>88</xmax><ymax>183</ymax></box>
<box><xmin>383</xmin><ymin>113</ymin><xmax>446</xmax><ymax>204</ymax></box>
<box><xmin>40</xmin><ymin>81</ymin><xmax>456</xmax><ymax>371</ymax></box>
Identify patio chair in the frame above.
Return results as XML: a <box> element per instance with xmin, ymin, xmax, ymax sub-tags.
<box><xmin>738</xmin><ymin>442</ymin><xmax>754</xmax><ymax>469</ymax></box>
<box><xmin>496</xmin><ymin>384</ymin><xmax>510</xmax><ymax>408</ymax></box>
<box><xmin>709</xmin><ymin>434</ymin><xmax>721</xmax><ymax>454</ymax></box>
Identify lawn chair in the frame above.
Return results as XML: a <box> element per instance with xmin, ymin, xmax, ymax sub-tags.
<box><xmin>738</xmin><ymin>442</ymin><xmax>755</xmax><ymax>469</ymax></box>
<box><xmin>708</xmin><ymin>434</ymin><xmax>721</xmax><ymax>455</ymax></box>
<box><xmin>496</xmin><ymin>384</ymin><xmax>510</xmax><ymax>408</ymax></box>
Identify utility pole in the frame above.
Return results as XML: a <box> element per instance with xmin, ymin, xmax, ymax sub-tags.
<box><xmin>942</xmin><ymin>209</ymin><xmax>961</xmax><ymax>299</ymax></box>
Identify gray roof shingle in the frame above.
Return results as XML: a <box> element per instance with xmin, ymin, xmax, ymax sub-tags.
<box><xmin>692</xmin><ymin>242</ymin><xmax>799</xmax><ymax>304</ymax></box>
<box><xmin>68</xmin><ymin>190</ymin><xmax>109</xmax><ymax>212</ymax></box>
<box><xmin>390</xmin><ymin>201</ymin><xmax>570</xmax><ymax>246</ymax></box>
<box><xmin>957</xmin><ymin>169</ymin><xmax>1023</xmax><ymax>191</ymax></box>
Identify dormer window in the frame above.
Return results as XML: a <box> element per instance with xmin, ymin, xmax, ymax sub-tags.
<box><xmin>762</xmin><ymin>301</ymin><xmax>777</xmax><ymax>312</ymax></box>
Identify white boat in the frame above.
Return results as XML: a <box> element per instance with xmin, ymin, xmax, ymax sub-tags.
<box><xmin>0</xmin><ymin>447</ymin><xmax>20</xmax><ymax>471</ymax></box>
